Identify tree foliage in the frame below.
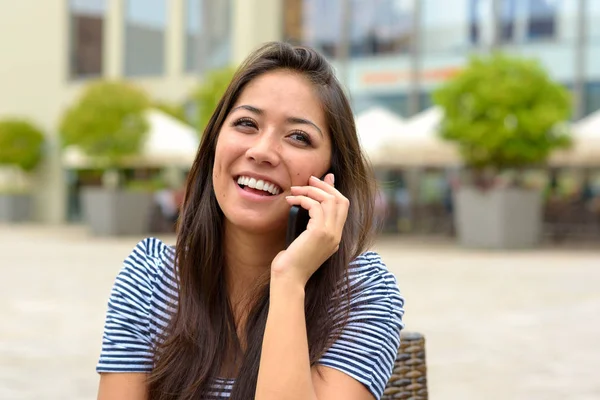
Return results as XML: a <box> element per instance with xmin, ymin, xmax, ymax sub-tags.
<box><xmin>191</xmin><ymin>67</ymin><xmax>236</xmax><ymax>135</ymax></box>
<box><xmin>152</xmin><ymin>101</ymin><xmax>189</xmax><ymax>125</ymax></box>
<box><xmin>0</xmin><ymin>118</ymin><xmax>45</xmax><ymax>171</ymax></box>
<box><xmin>433</xmin><ymin>53</ymin><xmax>572</xmax><ymax>171</ymax></box>
<box><xmin>59</xmin><ymin>81</ymin><xmax>150</xmax><ymax>167</ymax></box>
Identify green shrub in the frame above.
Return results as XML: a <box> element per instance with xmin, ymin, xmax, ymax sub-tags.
<box><xmin>59</xmin><ymin>80</ymin><xmax>150</xmax><ymax>167</ymax></box>
<box><xmin>152</xmin><ymin>101</ymin><xmax>189</xmax><ymax>125</ymax></box>
<box><xmin>433</xmin><ymin>53</ymin><xmax>572</xmax><ymax>171</ymax></box>
<box><xmin>0</xmin><ymin>119</ymin><xmax>45</xmax><ymax>171</ymax></box>
<box><xmin>191</xmin><ymin>66</ymin><xmax>236</xmax><ymax>135</ymax></box>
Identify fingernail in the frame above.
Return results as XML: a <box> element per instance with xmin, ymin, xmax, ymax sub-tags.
<box><xmin>330</xmin><ymin>174</ymin><xmax>335</xmax><ymax>184</ymax></box>
<box><xmin>286</xmin><ymin>195</ymin><xmax>293</xmax><ymax>199</ymax></box>
<box><xmin>310</xmin><ymin>175</ymin><xmax>319</xmax><ymax>181</ymax></box>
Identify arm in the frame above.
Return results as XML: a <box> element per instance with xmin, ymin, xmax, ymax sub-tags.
<box><xmin>97</xmin><ymin>373</ymin><xmax>148</xmax><ymax>400</ymax></box>
<box><xmin>255</xmin><ymin>174</ymin><xmax>374</xmax><ymax>400</ymax></box>
<box><xmin>255</xmin><ymin>274</ymin><xmax>375</xmax><ymax>400</ymax></box>
<box><xmin>96</xmin><ymin>239</ymin><xmax>163</xmax><ymax>399</ymax></box>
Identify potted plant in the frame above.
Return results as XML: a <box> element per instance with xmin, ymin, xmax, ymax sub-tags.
<box><xmin>0</xmin><ymin>118</ymin><xmax>45</xmax><ymax>222</ymax></box>
<box><xmin>59</xmin><ymin>80</ymin><xmax>153</xmax><ymax>236</ymax></box>
<box><xmin>433</xmin><ymin>53</ymin><xmax>571</xmax><ymax>249</ymax></box>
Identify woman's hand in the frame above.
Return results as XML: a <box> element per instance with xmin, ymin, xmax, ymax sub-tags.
<box><xmin>271</xmin><ymin>173</ymin><xmax>349</xmax><ymax>287</ymax></box>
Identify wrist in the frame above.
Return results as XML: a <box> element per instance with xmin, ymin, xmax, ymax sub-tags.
<box><xmin>270</xmin><ymin>268</ymin><xmax>307</xmax><ymax>297</ymax></box>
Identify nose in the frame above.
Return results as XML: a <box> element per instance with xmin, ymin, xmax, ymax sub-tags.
<box><xmin>245</xmin><ymin>132</ymin><xmax>281</xmax><ymax>166</ymax></box>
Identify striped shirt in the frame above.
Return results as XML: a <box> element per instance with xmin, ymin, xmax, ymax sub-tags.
<box><xmin>97</xmin><ymin>238</ymin><xmax>405</xmax><ymax>399</ymax></box>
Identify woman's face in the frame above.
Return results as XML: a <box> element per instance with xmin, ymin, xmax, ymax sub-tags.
<box><xmin>213</xmin><ymin>69</ymin><xmax>332</xmax><ymax>235</ymax></box>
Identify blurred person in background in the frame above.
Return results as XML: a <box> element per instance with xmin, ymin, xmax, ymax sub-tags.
<box><xmin>96</xmin><ymin>42</ymin><xmax>404</xmax><ymax>400</ymax></box>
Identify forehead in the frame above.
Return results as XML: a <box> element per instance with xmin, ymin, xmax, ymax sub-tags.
<box><xmin>234</xmin><ymin>70</ymin><xmax>327</xmax><ymax>127</ymax></box>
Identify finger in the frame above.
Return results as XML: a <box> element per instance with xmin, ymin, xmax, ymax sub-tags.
<box><xmin>325</xmin><ymin>173</ymin><xmax>335</xmax><ymax>187</ymax></box>
<box><xmin>308</xmin><ymin>175</ymin><xmax>339</xmax><ymax>195</ymax></box>
<box><xmin>290</xmin><ymin>185</ymin><xmax>336</xmax><ymax>204</ymax></box>
<box><xmin>285</xmin><ymin>195</ymin><xmax>324</xmax><ymax>222</ymax></box>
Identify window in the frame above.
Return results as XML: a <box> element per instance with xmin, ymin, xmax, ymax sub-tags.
<box><xmin>348</xmin><ymin>0</ymin><xmax>415</xmax><ymax>57</ymax></box>
<box><xmin>590</xmin><ymin>1</ymin><xmax>600</xmax><ymax>42</ymax></box>
<box><xmin>283</xmin><ymin>0</ymin><xmax>415</xmax><ymax>59</ymax></box>
<box><xmin>184</xmin><ymin>0</ymin><xmax>231</xmax><ymax>72</ymax></box>
<box><xmin>124</xmin><ymin>0</ymin><xmax>167</xmax><ymax>76</ymax></box>
<box><xmin>69</xmin><ymin>0</ymin><xmax>105</xmax><ymax>78</ymax></box>
<box><xmin>185</xmin><ymin>0</ymin><xmax>201</xmax><ymax>72</ymax></box>
<box><xmin>422</xmin><ymin>0</ymin><xmax>470</xmax><ymax>53</ymax></box>
<box><xmin>499</xmin><ymin>0</ymin><xmax>517</xmax><ymax>43</ymax></box>
<box><xmin>469</xmin><ymin>0</ymin><xmax>517</xmax><ymax>45</ymax></box>
<box><xmin>526</xmin><ymin>0</ymin><xmax>557</xmax><ymax>40</ymax></box>
<box><xmin>585</xmin><ymin>82</ymin><xmax>600</xmax><ymax>118</ymax></box>
<box><xmin>302</xmin><ymin>0</ymin><xmax>344</xmax><ymax>58</ymax></box>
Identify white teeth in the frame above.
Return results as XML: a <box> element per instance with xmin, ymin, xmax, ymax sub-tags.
<box><xmin>236</xmin><ymin>175</ymin><xmax>281</xmax><ymax>195</ymax></box>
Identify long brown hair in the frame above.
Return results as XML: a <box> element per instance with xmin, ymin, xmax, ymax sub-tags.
<box><xmin>148</xmin><ymin>42</ymin><xmax>377</xmax><ymax>400</ymax></box>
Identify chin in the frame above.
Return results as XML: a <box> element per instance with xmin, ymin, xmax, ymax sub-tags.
<box><xmin>226</xmin><ymin>212</ymin><xmax>287</xmax><ymax>236</ymax></box>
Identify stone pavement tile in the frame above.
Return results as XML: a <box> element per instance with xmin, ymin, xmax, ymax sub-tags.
<box><xmin>0</xmin><ymin>225</ymin><xmax>599</xmax><ymax>400</ymax></box>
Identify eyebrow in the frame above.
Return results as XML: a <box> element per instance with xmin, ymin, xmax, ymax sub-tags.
<box><xmin>231</xmin><ymin>104</ymin><xmax>324</xmax><ymax>138</ymax></box>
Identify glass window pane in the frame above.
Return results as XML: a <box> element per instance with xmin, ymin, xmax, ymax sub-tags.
<box><xmin>206</xmin><ymin>0</ymin><xmax>232</xmax><ymax>70</ymax></box>
<box><xmin>349</xmin><ymin>0</ymin><xmax>415</xmax><ymax>57</ymax></box>
<box><xmin>283</xmin><ymin>0</ymin><xmax>415</xmax><ymax>59</ymax></box>
<box><xmin>422</xmin><ymin>0</ymin><xmax>470</xmax><ymax>53</ymax></box>
<box><xmin>526</xmin><ymin>0</ymin><xmax>557</xmax><ymax>41</ymax></box>
<box><xmin>585</xmin><ymin>83</ymin><xmax>600</xmax><ymax>117</ymax></box>
<box><xmin>304</xmin><ymin>0</ymin><xmax>343</xmax><ymax>58</ymax></box>
<box><xmin>185</xmin><ymin>0</ymin><xmax>231</xmax><ymax>72</ymax></box>
<box><xmin>69</xmin><ymin>0</ymin><xmax>105</xmax><ymax>78</ymax></box>
<box><xmin>124</xmin><ymin>0</ymin><xmax>167</xmax><ymax>76</ymax></box>
<box><xmin>185</xmin><ymin>0</ymin><xmax>201</xmax><ymax>72</ymax></box>
<box><xmin>500</xmin><ymin>0</ymin><xmax>517</xmax><ymax>43</ymax></box>
<box><xmin>589</xmin><ymin>0</ymin><xmax>600</xmax><ymax>41</ymax></box>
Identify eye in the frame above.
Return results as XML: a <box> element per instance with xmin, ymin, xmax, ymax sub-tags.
<box><xmin>232</xmin><ymin>117</ymin><xmax>258</xmax><ymax>130</ymax></box>
<box><xmin>288</xmin><ymin>131</ymin><xmax>312</xmax><ymax>146</ymax></box>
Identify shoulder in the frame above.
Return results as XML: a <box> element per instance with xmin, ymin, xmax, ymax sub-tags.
<box><xmin>318</xmin><ymin>252</ymin><xmax>405</xmax><ymax>398</ymax></box>
<box><xmin>120</xmin><ymin>237</ymin><xmax>176</xmax><ymax>288</ymax></box>
<box><xmin>347</xmin><ymin>251</ymin><xmax>404</xmax><ymax>312</ymax></box>
<box><xmin>111</xmin><ymin>237</ymin><xmax>178</xmax><ymax>324</ymax></box>
<box><xmin>97</xmin><ymin>238</ymin><xmax>176</xmax><ymax>373</ymax></box>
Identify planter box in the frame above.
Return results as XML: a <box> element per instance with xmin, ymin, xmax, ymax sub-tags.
<box><xmin>0</xmin><ymin>194</ymin><xmax>32</xmax><ymax>222</ymax></box>
<box><xmin>454</xmin><ymin>187</ymin><xmax>542</xmax><ymax>249</ymax></box>
<box><xmin>81</xmin><ymin>188</ymin><xmax>154</xmax><ymax>236</ymax></box>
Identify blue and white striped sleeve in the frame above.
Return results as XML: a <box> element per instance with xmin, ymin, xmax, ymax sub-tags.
<box><xmin>318</xmin><ymin>252</ymin><xmax>405</xmax><ymax>399</ymax></box>
<box><xmin>96</xmin><ymin>238</ymin><xmax>161</xmax><ymax>373</ymax></box>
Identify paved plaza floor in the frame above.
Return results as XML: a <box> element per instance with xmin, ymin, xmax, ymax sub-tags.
<box><xmin>0</xmin><ymin>224</ymin><xmax>598</xmax><ymax>399</ymax></box>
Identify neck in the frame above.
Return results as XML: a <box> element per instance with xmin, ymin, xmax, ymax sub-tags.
<box><xmin>223</xmin><ymin>223</ymin><xmax>285</xmax><ymax>316</ymax></box>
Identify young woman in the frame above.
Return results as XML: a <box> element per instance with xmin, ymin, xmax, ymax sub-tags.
<box><xmin>97</xmin><ymin>42</ymin><xmax>404</xmax><ymax>400</ymax></box>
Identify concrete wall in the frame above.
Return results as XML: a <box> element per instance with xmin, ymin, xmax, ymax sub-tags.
<box><xmin>0</xmin><ymin>0</ymin><xmax>70</xmax><ymax>223</ymax></box>
<box><xmin>231</xmin><ymin>0</ymin><xmax>283</xmax><ymax>64</ymax></box>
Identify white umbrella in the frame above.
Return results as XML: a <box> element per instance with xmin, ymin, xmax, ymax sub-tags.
<box><xmin>62</xmin><ymin>109</ymin><xmax>199</xmax><ymax>168</ymax></box>
<box><xmin>142</xmin><ymin>109</ymin><xmax>199</xmax><ymax>166</ymax></box>
<box><xmin>380</xmin><ymin>106</ymin><xmax>461</xmax><ymax>167</ymax></box>
<box><xmin>550</xmin><ymin>110</ymin><xmax>600</xmax><ymax>167</ymax></box>
<box><xmin>355</xmin><ymin>106</ymin><xmax>406</xmax><ymax>164</ymax></box>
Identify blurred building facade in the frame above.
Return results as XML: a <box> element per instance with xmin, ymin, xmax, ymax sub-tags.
<box><xmin>1</xmin><ymin>0</ymin><xmax>598</xmax><ymax>224</ymax></box>
<box><xmin>0</xmin><ymin>0</ymin><xmax>280</xmax><ymax>223</ymax></box>
<box><xmin>282</xmin><ymin>0</ymin><xmax>599</xmax><ymax>120</ymax></box>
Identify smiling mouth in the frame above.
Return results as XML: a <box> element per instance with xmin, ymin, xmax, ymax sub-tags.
<box><xmin>235</xmin><ymin>176</ymin><xmax>282</xmax><ymax>196</ymax></box>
